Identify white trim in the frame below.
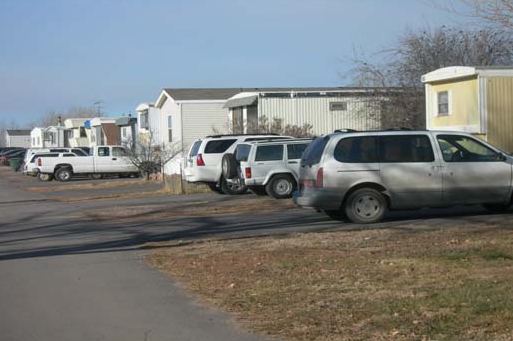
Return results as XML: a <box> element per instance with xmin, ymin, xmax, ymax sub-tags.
<box><xmin>155</xmin><ymin>91</ymin><xmax>170</xmax><ymax>109</ymax></box>
<box><xmin>422</xmin><ymin>66</ymin><xmax>513</xmax><ymax>83</ymax></box>
<box><xmin>478</xmin><ymin>76</ymin><xmax>488</xmax><ymax>134</ymax></box>
<box><xmin>478</xmin><ymin>69</ymin><xmax>513</xmax><ymax>78</ymax></box>
<box><xmin>174</xmin><ymin>100</ymin><xmax>227</xmax><ymax>104</ymax></box>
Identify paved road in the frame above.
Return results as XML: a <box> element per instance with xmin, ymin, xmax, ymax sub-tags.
<box><xmin>1</xmin><ymin>168</ymin><xmax>511</xmax><ymax>341</ymax></box>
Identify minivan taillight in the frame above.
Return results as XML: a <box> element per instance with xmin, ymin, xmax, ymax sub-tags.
<box><xmin>316</xmin><ymin>167</ymin><xmax>324</xmax><ymax>188</ymax></box>
<box><xmin>196</xmin><ymin>153</ymin><xmax>205</xmax><ymax>166</ymax></box>
<box><xmin>245</xmin><ymin>167</ymin><xmax>252</xmax><ymax>178</ymax></box>
<box><xmin>37</xmin><ymin>158</ymin><xmax>42</xmax><ymax>167</ymax></box>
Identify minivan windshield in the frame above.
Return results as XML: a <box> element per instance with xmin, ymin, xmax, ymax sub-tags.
<box><xmin>301</xmin><ymin>136</ymin><xmax>330</xmax><ymax>165</ymax></box>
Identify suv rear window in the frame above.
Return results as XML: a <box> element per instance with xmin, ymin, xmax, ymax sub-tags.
<box><xmin>189</xmin><ymin>141</ymin><xmax>202</xmax><ymax>157</ymax></box>
<box><xmin>235</xmin><ymin>144</ymin><xmax>251</xmax><ymax>162</ymax></box>
<box><xmin>204</xmin><ymin>139</ymin><xmax>237</xmax><ymax>154</ymax></box>
<box><xmin>302</xmin><ymin>136</ymin><xmax>330</xmax><ymax>165</ymax></box>
<box><xmin>379</xmin><ymin>135</ymin><xmax>434</xmax><ymax>163</ymax></box>
<box><xmin>255</xmin><ymin>145</ymin><xmax>284</xmax><ymax>161</ymax></box>
<box><xmin>334</xmin><ymin>137</ymin><xmax>378</xmax><ymax>163</ymax></box>
<box><xmin>287</xmin><ymin>143</ymin><xmax>309</xmax><ymax>160</ymax></box>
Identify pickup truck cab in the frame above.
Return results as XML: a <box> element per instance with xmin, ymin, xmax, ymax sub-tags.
<box><xmin>295</xmin><ymin>130</ymin><xmax>513</xmax><ymax>224</ymax></box>
<box><xmin>37</xmin><ymin>146</ymin><xmax>139</xmax><ymax>182</ymax></box>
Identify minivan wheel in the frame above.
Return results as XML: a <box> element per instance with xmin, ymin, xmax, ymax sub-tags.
<box><xmin>220</xmin><ymin>177</ymin><xmax>248</xmax><ymax>195</ymax></box>
<box><xmin>55</xmin><ymin>168</ymin><xmax>73</xmax><ymax>182</ymax></box>
<box><xmin>345</xmin><ymin>188</ymin><xmax>386</xmax><ymax>224</ymax></box>
<box><xmin>266</xmin><ymin>174</ymin><xmax>295</xmax><ymax>199</ymax></box>
<box><xmin>37</xmin><ymin>173</ymin><xmax>53</xmax><ymax>182</ymax></box>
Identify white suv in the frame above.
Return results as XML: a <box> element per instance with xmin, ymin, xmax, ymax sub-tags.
<box><xmin>230</xmin><ymin>139</ymin><xmax>312</xmax><ymax>198</ymax></box>
<box><xmin>184</xmin><ymin>134</ymin><xmax>291</xmax><ymax>194</ymax></box>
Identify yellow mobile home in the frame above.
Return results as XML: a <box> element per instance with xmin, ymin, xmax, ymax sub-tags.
<box><xmin>422</xmin><ymin>66</ymin><xmax>513</xmax><ymax>152</ymax></box>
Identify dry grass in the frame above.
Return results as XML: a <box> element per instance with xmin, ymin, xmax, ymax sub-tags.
<box><xmin>85</xmin><ymin>196</ymin><xmax>295</xmax><ymax>220</ymax></box>
<box><xmin>24</xmin><ymin>179</ymin><xmax>149</xmax><ymax>193</ymax></box>
<box><xmin>146</xmin><ymin>222</ymin><xmax>513</xmax><ymax>341</ymax></box>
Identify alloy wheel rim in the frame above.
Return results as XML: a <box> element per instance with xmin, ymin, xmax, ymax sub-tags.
<box><xmin>354</xmin><ymin>195</ymin><xmax>380</xmax><ymax>219</ymax></box>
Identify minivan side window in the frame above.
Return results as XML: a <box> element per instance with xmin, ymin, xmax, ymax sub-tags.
<box><xmin>287</xmin><ymin>143</ymin><xmax>309</xmax><ymax>160</ymax></box>
<box><xmin>204</xmin><ymin>139</ymin><xmax>237</xmax><ymax>154</ymax></box>
<box><xmin>98</xmin><ymin>147</ymin><xmax>110</xmax><ymax>157</ymax></box>
<box><xmin>255</xmin><ymin>145</ymin><xmax>284</xmax><ymax>161</ymax></box>
<box><xmin>379</xmin><ymin>135</ymin><xmax>434</xmax><ymax>163</ymax></box>
<box><xmin>334</xmin><ymin>137</ymin><xmax>378</xmax><ymax>163</ymax></box>
<box><xmin>437</xmin><ymin>135</ymin><xmax>500</xmax><ymax>162</ymax></box>
<box><xmin>302</xmin><ymin>136</ymin><xmax>330</xmax><ymax>165</ymax></box>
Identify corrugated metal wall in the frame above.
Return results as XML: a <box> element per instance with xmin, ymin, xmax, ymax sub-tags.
<box><xmin>258</xmin><ymin>96</ymin><xmax>382</xmax><ymax>135</ymax></box>
<box><xmin>486</xmin><ymin>77</ymin><xmax>513</xmax><ymax>152</ymax></box>
<box><xmin>181</xmin><ymin>102</ymin><xmax>230</xmax><ymax>149</ymax></box>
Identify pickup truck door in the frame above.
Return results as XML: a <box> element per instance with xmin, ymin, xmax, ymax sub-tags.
<box><xmin>436</xmin><ymin>134</ymin><xmax>512</xmax><ymax>205</ymax></box>
<box><xmin>95</xmin><ymin>147</ymin><xmax>116</xmax><ymax>173</ymax></box>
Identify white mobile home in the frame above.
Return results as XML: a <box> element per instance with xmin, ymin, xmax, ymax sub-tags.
<box><xmin>64</xmin><ymin>118</ymin><xmax>91</xmax><ymax>148</ymax></box>
<box><xmin>30</xmin><ymin>126</ymin><xmax>70</xmax><ymax>148</ymax></box>
<box><xmin>88</xmin><ymin>117</ymin><xmax>120</xmax><ymax>146</ymax></box>
<box><xmin>5</xmin><ymin>130</ymin><xmax>31</xmax><ymax>148</ymax></box>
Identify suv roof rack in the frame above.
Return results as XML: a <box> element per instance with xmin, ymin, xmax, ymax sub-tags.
<box><xmin>206</xmin><ymin>133</ymin><xmax>280</xmax><ymax>138</ymax></box>
<box><xmin>251</xmin><ymin>137</ymin><xmax>313</xmax><ymax>144</ymax></box>
<box><xmin>334</xmin><ymin>128</ymin><xmax>425</xmax><ymax>134</ymax></box>
<box><xmin>334</xmin><ymin>129</ymin><xmax>358</xmax><ymax>133</ymax></box>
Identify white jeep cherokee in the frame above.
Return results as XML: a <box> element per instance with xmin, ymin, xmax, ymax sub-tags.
<box><xmin>184</xmin><ymin>134</ymin><xmax>291</xmax><ymax>194</ymax></box>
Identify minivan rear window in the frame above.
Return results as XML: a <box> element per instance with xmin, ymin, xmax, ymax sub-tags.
<box><xmin>204</xmin><ymin>139</ymin><xmax>237</xmax><ymax>154</ymax></box>
<box><xmin>302</xmin><ymin>136</ymin><xmax>330</xmax><ymax>165</ymax></box>
<box><xmin>189</xmin><ymin>141</ymin><xmax>202</xmax><ymax>157</ymax></box>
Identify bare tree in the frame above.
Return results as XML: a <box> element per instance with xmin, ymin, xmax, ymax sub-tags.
<box><xmin>125</xmin><ymin>130</ymin><xmax>182</xmax><ymax>184</ymax></box>
<box><xmin>346</xmin><ymin>26</ymin><xmax>513</xmax><ymax>129</ymax></box>
<box><xmin>37</xmin><ymin>106</ymin><xmax>97</xmax><ymax>127</ymax></box>
<box><xmin>435</xmin><ymin>0</ymin><xmax>513</xmax><ymax>29</ymax></box>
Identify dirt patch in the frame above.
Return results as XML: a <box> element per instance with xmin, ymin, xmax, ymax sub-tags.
<box><xmin>85</xmin><ymin>196</ymin><xmax>296</xmax><ymax>220</ymax></box>
<box><xmin>146</xmin><ymin>222</ymin><xmax>513</xmax><ymax>341</ymax></box>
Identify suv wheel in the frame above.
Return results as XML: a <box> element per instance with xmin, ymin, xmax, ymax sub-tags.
<box><xmin>55</xmin><ymin>168</ymin><xmax>73</xmax><ymax>182</ymax></box>
<box><xmin>266</xmin><ymin>174</ymin><xmax>295</xmax><ymax>199</ymax></box>
<box><xmin>37</xmin><ymin>173</ymin><xmax>53</xmax><ymax>182</ymax></box>
<box><xmin>345</xmin><ymin>188</ymin><xmax>386</xmax><ymax>224</ymax></box>
<box><xmin>221</xmin><ymin>153</ymin><xmax>238</xmax><ymax>179</ymax></box>
<box><xmin>220</xmin><ymin>177</ymin><xmax>247</xmax><ymax>195</ymax></box>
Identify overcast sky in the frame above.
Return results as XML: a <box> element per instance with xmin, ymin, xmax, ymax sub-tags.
<box><xmin>0</xmin><ymin>0</ymin><xmax>468</xmax><ymax>125</ymax></box>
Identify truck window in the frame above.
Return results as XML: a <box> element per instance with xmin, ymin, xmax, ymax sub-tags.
<box><xmin>334</xmin><ymin>137</ymin><xmax>378</xmax><ymax>163</ymax></box>
<box><xmin>287</xmin><ymin>143</ymin><xmax>310</xmax><ymax>160</ymax></box>
<box><xmin>255</xmin><ymin>145</ymin><xmax>284</xmax><ymax>161</ymax></box>
<box><xmin>71</xmin><ymin>149</ymin><xmax>87</xmax><ymax>156</ymax></box>
<box><xmin>98</xmin><ymin>147</ymin><xmax>110</xmax><ymax>157</ymax></box>
<box><xmin>112</xmin><ymin>147</ymin><xmax>128</xmax><ymax>157</ymax></box>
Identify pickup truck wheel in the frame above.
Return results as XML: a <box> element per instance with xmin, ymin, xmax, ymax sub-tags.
<box><xmin>37</xmin><ymin>173</ymin><xmax>53</xmax><ymax>182</ymax></box>
<box><xmin>483</xmin><ymin>203</ymin><xmax>511</xmax><ymax>212</ymax></box>
<box><xmin>89</xmin><ymin>174</ymin><xmax>103</xmax><ymax>180</ymax></box>
<box><xmin>248</xmin><ymin>185</ymin><xmax>267</xmax><ymax>196</ymax></box>
<box><xmin>344</xmin><ymin>188</ymin><xmax>386</xmax><ymax>224</ymax></box>
<box><xmin>220</xmin><ymin>177</ymin><xmax>247</xmax><ymax>195</ymax></box>
<box><xmin>265</xmin><ymin>174</ymin><xmax>295</xmax><ymax>199</ymax></box>
<box><xmin>55</xmin><ymin>168</ymin><xmax>73</xmax><ymax>182</ymax></box>
<box><xmin>221</xmin><ymin>153</ymin><xmax>238</xmax><ymax>179</ymax></box>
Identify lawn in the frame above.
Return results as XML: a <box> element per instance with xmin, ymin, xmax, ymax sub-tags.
<box><xmin>146</xmin><ymin>221</ymin><xmax>513</xmax><ymax>341</ymax></box>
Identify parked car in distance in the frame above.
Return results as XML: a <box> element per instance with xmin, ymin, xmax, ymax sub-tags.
<box><xmin>295</xmin><ymin>130</ymin><xmax>513</xmax><ymax>224</ymax></box>
<box><xmin>231</xmin><ymin>138</ymin><xmax>312</xmax><ymax>198</ymax></box>
<box><xmin>184</xmin><ymin>134</ymin><xmax>292</xmax><ymax>194</ymax></box>
<box><xmin>36</xmin><ymin>145</ymin><xmax>139</xmax><ymax>182</ymax></box>
<box><xmin>23</xmin><ymin>148</ymin><xmax>88</xmax><ymax>175</ymax></box>
<box><xmin>0</xmin><ymin>149</ymin><xmax>26</xmax><ymax>166</ymax></box>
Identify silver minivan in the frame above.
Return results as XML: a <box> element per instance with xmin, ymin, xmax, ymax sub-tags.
<box><xmin>294</xmin><ymin>130</ymin><xmax>513</xmax><ymax>223</ymax></box>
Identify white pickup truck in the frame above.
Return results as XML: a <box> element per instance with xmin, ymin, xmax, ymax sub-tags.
<box><xmin>36</xmin><ymin>146</ymin><xmax>140</xmax><ymax>182</ymax></box>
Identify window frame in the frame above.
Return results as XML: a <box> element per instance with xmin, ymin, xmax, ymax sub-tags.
<box><xmin>436</xmin><ymin>90</ymin><xmax>451</xmax><ymax>116</ymax></box>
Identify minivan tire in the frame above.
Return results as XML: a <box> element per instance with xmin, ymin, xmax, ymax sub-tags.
<box><xmin>221</xmin><ymin>153</ymin><xmax>238</xmax><ymax>179</ymax></box>
<box><xmin>37</xmin><ymin>173</ymin><xmax>53</xmax><ymax>182</ymax></box>
<box><xmin>265</xmin><ymin>174</ymin><xmax>295</xmax><ymax>199</ymax></box>
<box><xmin>344</xmin><ymin>188</ymin><xmax>386</xmax><ymax>224</ymax></box>
<box><xmin>220</xmin><ymin>177</ymin><xmax>247</xmax><ymax>195</ymax></box>
<box><xmin>55</xmin><ymin>167</ymin><xmax>73</xmax><ymax>182</ymax></box>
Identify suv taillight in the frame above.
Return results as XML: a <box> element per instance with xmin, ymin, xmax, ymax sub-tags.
<box><xmin>37</xmin><ymin>158</ymin><xmax>42</xmax><ymax>167</ymax></box>
<box><xmin>245</xmin><ymin>167</ymin><xmax>252</xmax><ymax>178</ymax></box>
<box><xmin>196</xmin><ymin>153</ymin><xmax>205</xmax><ymax>166</ymax></box>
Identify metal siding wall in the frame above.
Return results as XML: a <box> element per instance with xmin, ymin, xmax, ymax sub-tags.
<box><xmin>258</xmin><ymin>96</ymin><xmax>381</xmax><ymax>135</ymax></box>
<box><xmin>486</xmin><ymin>77</ymin><xmax>513</xmax><ymax>152</ymax></box>
<box><xmin>181</xmin><ymin>102</ymin><xmax>230</xmax><ymax>150</ymax></box>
